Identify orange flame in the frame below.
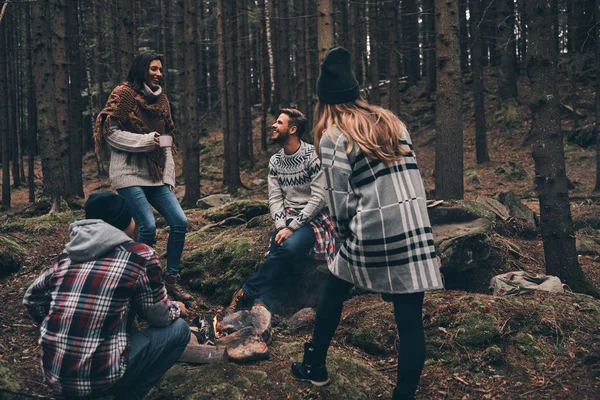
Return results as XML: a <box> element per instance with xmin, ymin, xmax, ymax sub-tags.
<box><xmin>213</xmin><ymin>313</ymin><xmax>223</xmax><ymax>339</ymax></box>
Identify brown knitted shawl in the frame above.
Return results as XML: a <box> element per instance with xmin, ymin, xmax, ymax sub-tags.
<box><xmin>94</xmin><ymin>83</ymin><xmax>177</xmax><ymax>182</ymax></box>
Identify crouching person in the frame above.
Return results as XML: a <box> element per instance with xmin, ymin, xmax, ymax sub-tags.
<box><xmin>23</xmin><ymin>192</ymin><xmax>191</xmax><ymax>399</ymax></box>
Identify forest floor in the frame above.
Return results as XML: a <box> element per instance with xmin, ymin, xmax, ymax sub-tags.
<box><xmin>1</xmin><ymin>74</ymin><xmax>600</xmax><ymax>399</ymax></box>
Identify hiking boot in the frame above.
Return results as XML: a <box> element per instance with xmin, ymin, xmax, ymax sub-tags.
<box><xmin>164</xmin><ymin>274</ymin><xmax>193</xmax><ymax>301</ymax></box>
<box><xmin>291</xmin><ymin>341</ymin><xmax>330</xmax><ymax>386</ymax></box>
<box><xmin>225</xmin><ymin>288</ymin><xmax>249</xmax><ymax>314</ymax></box>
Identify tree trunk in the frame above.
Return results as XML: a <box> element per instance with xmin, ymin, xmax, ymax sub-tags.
<box><xmin>368</xmin><ymin>0</ymin><xmax>380</xmax><ymax>104</ymax></box>
<box><xmin>295</xmin><ymin>0</ymin><xmax>309</xmax><ymax>119</ymax></box>
<box><xmin>317</xmin><ymin>0</ymin><xmax>334</xmax><ymax>63</ymax></box>
<box><xmin>595</xmin><ymin>2</ymin><xmax>600</xmax><ymax>192</ymax></box>
<box><xmin>470</xmin><ymin>0</ymin><xmax>489</xmax><ymax>164</ymax></box>
<box><xmin>67</xmin><ymin>0</ymin><xmax>85</xmax><ymax>198</ymax></box>
<box><xmin>258</xmin><ymin>0</ymin><xmax>270</xmax><ymax>152</ymax></box>
<box><xmin>238</xmin><ymin>0</ymin><xmax>253</xmax><ymax>164</ymax></box>
<box><xmin>277</xmin><ymin>0</ymin><xmax>292</xmax><ymax>107</ymax></box>
<box><xmin>526</xmin><ymin>0</ymin><xmax>599</xmax><ymax>298</ymax></box>
<box><xmin>458</xmin><ymin>0</ymin><xmax>469</xmax><ymax>74</ymax></box>
<box><xmin>497</xmin><ymin>0</ymin><xmax>518</xmax><ymax>104</ymax></box>
<box><xmin>7</xmin><ymin>11</ymin><xmax>20</xmax><ymax>189</ymax></box>
<box><xmin>117</xmin><ymin>0</ymin><xmax>135</xmax><ymax>79</ymax></box>
<box><xmin>216</xmin><ymin>0</ymin><xmax>230</xmax><ymax>184</ymax></box>
<box><xmin>32</xmin><ymin>0</ymin><xmax>68</xmax><ymax>211</ymax></box>
<box><xmin>435</xmin><ymin>0</ymin><xmax>464</xmax><ymax>200</ymax></box>
<box><xmin>1</xmin><ymin>18</ymin><xmax>10</xmax><ymax>209</ymax></box>
<box><xmin>182</xmin><ymin>0</ymin><xmax>201</xmax><ymax>206</ymax></box>
<box><xmin>401</xmin><ymin>0</ymin><xmax>420</xmax><ymax>85</ymax></box>
<box><xmin>225</xmin><ymin>0</ymin><xmax>242</xmax><ymax>193</ymax></box>
<box><xmin>423</xmin><ymin>0</ymin><xmax>436</xmax><ymax>94</ymax></box>
<box><xmin>26</xmin><ymin>3</ymin><xmax>37</xmax><ymax>203</ymax></box>
<box><xmin>386</xmin><ymin>0</ymin><xmax>400</xmax><ymax>115</ymax></box>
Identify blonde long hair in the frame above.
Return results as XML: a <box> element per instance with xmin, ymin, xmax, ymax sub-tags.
<box><xmin>313</xmin><ymin>99</ymin><xmax>411</xmax><ymax>164</ymax></box>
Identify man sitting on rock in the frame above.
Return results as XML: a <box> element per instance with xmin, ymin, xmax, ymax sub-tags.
<box><xmin>23</xmin><ymin>192</ymin><xmax>190</xmax><ymax>399</ymax></box>
<box><xmin>226</xmin><ymin>108</ymin><xmax>336</xmax><ymax>314</ymax></box>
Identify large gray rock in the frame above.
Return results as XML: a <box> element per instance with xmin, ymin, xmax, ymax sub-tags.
<box><xmin>196</xmin><ymin>194</ymin><xmax>234</xmax><ymax>209</ymax></box>
<box><xmin>494</xmin><ymin>191</ymin><xmax>538</xmax><ymax>228</ymax></box>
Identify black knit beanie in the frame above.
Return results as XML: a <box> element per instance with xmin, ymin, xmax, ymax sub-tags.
<box><xmin>85</xmin><ymin>192</ymin><xmax>132</xmax><ymax>231</ymax></box>
<box><xmin>317</xmin><ymin>47</ymin><xmax>360</xmax><ymax>104</ymax></box>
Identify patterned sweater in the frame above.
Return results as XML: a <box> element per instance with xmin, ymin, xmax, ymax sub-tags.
<box><xmin>319</xmin><ymin>128</ymin><xmax>443</xmax><ymax>294</ymax></box>
<box><xmin>268</xmin><ymin>141</ymin><xmax>326</xmax><ymax>231</ymax></box>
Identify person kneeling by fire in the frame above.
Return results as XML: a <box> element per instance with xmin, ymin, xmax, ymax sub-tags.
<box><xmin>225</xmin><ymin>108</ymin><xmax>336</xmax><ymax>316</ymax></box>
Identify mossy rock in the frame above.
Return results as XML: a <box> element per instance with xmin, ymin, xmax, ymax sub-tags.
<box><xmin>347</xmin><ymin>326</ymin><xmax>392</xmax><ymax>355</ymax></box>
<box><xmin>514</xmin><ymin>332</ymin><xmax>543</xmax><ymax>356</ymax></box>
<box><xmin>246</xmin><ymin>214</ymin><xmax>272</xmax><ymax>230</ymax></box>
<box><xmin>482</xmin><ymin>345</ymin><xmax>505</xmax><ymax>366</ymax></box>
<box><xmin>2</xmin><ymin>212</ymin><xmax>77</xmax><ymax>235</ymax></box>
<box><xmin>201</xmin><ymin>200</ymin><xmax>269</xmax><ymax>223</ymax></box>
<box><xmin>0</xmin><ymin>237</ymin><xmax>26</xmax><ymax>277</ymax></box>
<box><xmin>455</xmin><ymin>314</ymin><xmax>500</xmax><ymax>349</ymax></box>
<box><xmin>180</xmin><ymin>237</ymin><xmax>264</xmax><ymax>305</ymax></box>
<box><xmin>0</xmin><ymin>360</ymin><xmax>21</xmax><ymax>399</ymax></box>
<box><xmin>428</xmin><ymin>200</ymin><xmax>497</xmax><ymax>225</ymax></box>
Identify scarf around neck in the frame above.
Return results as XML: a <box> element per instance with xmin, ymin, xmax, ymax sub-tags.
<box><xmin>93</xmin><ymin>83</ymin><xmax>177</xmax><ymax>182</ymax></box>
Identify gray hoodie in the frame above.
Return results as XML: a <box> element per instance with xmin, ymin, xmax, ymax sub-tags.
<box><xmin>65</xmin><ymin>220</ymin><xmax>132</xmax><ymax>263</ymax></box>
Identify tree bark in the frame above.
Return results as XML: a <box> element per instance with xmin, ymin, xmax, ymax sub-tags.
<box><xmin>526</xmin><ymin>0</ymin><xmax>599</xmax><ymax>298</ymax></box>
<box><xmin>295</xmin><ymin>0</ymin><xmax>309</xmax><ymax>119</ymax></box>
<box><xmin>317</xmin><ymin>0</ymin><xmax>334</xmax><ymax>63</ymax></box>
<box><xmin>117</xmin><ymin>0</ymin><xmax>135</xmax><ymax>79</ymax></box>
<box><xmin>458</xmin><ymin>0</ymin><xmax>469</xmax><ymax>74</ymax></box>
<box><xmin>26</xmin><ymin>3</ymin><xmax>37</xmax><ymax>203</ymax></box>
<box><xmin>368</xmin><ymin>0</ymin><xmax>380</xmax><ymax>104</ymax></box>
<box><xmin>386</xmin><ymin>0</ymin><xmax>400</xmax><ymax>115</ymax></box>
<box><xmin>32</xmin><ymin>0</ymin><xmax>68</xmax><ymax>211</ymax></box>
<box><xmin>258</xmin><ymin>0</ymin><xmax>270</xmax><ymax>152</ymax></box>
<box><xmin>401</xmin><ymin>0</ymin><xmax>420</xmax><ymax>85</ymax></box>
<box><xmin>238</xmin><ymin>0</ymin><xmax>253</xmax><ymax>164</ymax></box>
<box><xmin>434</xmin><ymin>0</ymin><xmax>464</xmax><ymax>200</ymax></box>
<box><xmin>67</xmin><ymin>0</ymin><xmax>84</xmax><ymax>198</ymax></box>
<box><xmin>7</xmin><ymin>11</ymin><xmax>20</xmax><ymax>189</ymax></box>
<box><xmin>497</xmin><ymin>0</ymin><xmax>519</xmax><ymax>104</ymax></box>
<box><xmin>595</xmin><ymin>1</ymin><xmax>600</xmax><ymax>192</ymax></box>
<box><xmin>470</xmin><ymin>0</ymin><xmax>489</xmax><ymax>164</ymax></box>
<box><xmin>182</xmin><ymin>0</ymin><xmax>201</xmax><ymax>206</ymax></box>
<box><xmin>216</xmin><ymin>0</ymin><xmax>230</xmax><ymax>184</ymax></box>
<box><xmin>423</xmin><ymin>0</ymin><xmax>436</xmax><ymax>94</ymax></box>
<box><xmin>1</xmin><ymin>17</ymin><xmax>10</xmax><ymax>209</ymax></box>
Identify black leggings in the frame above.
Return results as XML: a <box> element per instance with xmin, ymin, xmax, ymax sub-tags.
<box><xmin>312</xmin><ymin>273</ymin><xmax>425</xmax><ymax>398</ymax></box>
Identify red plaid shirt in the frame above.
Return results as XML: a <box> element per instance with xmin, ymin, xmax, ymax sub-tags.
<box><xmin>23</xmin><ymin>242</ymin><xmax>180</xmax><ymax>397</ymax></box>
<box><xmin>285</xmin><ymin>208</ymin><xmax>336</xmax><ymax>266</ymax></box>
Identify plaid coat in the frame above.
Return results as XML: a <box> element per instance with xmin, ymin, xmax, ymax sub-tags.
<box><xmin>319</xmin><ymin>128</ymin><xmax>443</xmax><ymax>294</ymax></box>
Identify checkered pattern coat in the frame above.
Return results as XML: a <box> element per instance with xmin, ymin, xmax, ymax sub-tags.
<box><xmin>319</xmin><ymin>128</ymin><xmax>443</xmax><ymax>294</ymax></box>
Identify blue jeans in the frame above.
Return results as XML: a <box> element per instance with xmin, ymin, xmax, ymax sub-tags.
<box><xmin>242</xmin><ymin>224</ymin><xmax>316</xmax><ymax>311</ymax></box>
<box><xmin>113</xmin><ymin>318</ymin><xmax>191</xmax><ymax>399</ymax></box>
<box><xmin>118</xmin><ymin>185</ymin><xmax>188</xmax><ymax>276</ymax></box>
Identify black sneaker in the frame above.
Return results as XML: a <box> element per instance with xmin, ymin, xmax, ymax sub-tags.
<box><xmin>291</xmin><ymin>362</ymin><xmax>330</xmax><ymax>386</ymax></box>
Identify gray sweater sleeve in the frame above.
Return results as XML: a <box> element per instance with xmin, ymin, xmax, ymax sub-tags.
<box><xmin>287</xmin><ymin>151</ymin><xmax>326</xmax><ymax>231</ymax></box>
<box><xmin>319</xmin><ymin>132</ymin><xmax>354</xmax><ymax>241</ymax></box>
<box><xmin>106</xmin><ymin>121</ymin><xmax>157</xmax><ymax>153</ymax></box>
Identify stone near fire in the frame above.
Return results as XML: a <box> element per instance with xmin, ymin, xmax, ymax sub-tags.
<box><xmin>287</xmin><ymin>307</ymin><xmax>315</xmax><ymax>331</ymax></box>
<box><xmin>216</xmin><ymin>327</ymin><xmax>269</xmax><ymax>362</ymax></box>
<box><xmin>250</xmin><ymin>304</ymin><xmax>272</xmax><ymax>343</ymax></box>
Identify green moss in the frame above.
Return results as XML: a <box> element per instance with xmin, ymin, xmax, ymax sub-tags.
<box><xmin>0</xmin><ymin>360</ymin><xmax>21</xmax><ymax>399</ymax></box>
<box><xmin>246</xmin><ymin>214</ymin><xmax>272</xmax><ymax>229</ymax></box>
<box><xmin>347</xmin><ymin>326</ymin><xmax>393</xmax><ymax>355</ymax></box>
<box><xmin>455</xmin><ymin>314</ymin><xmax>500</xmax><ymax>349</ymax></box>
<box><xmin>2</xmin><ymin>212</ymin><xmax>77</xmax><ymax>235</ymax></box>
<box><xmin>201</xmin><ymin>200</ymin><xmax>269</xmax><ymax>222</ymax></box>
<box><xmin>150</xmin><ymin>364</ymin><xmax>242</xmax><ymax>400</ymax></box>
<box><xmin>180</xmin><ymin>238</ymin><xmax>264</xmax><ymax>305</ymax></box>
<box><xmin>232</xmin><ymin>376</ymin><xmax>252</xmax><ymax>389</ymax></box>
<box><xmin>482</xmin><ymin>346</ymin><xmax>504</xmax><ymax>366</ymax></box>
<box><xmin>514</xmin><ymin>332</ymin><xmax>543</xmax><ymax>356</ymax></box>
<box><xmin>0</xmin><ymin>237</ymin><xmax>26</xmax><ymax>277</ymax></box>
<box><xmin>244</xmin><ymin>370</ymin><xmax>268</xmax><ymax>383</ymax></box>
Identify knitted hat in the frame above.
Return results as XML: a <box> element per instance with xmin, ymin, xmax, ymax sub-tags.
<box><xmin>84</xmin><ymin>192</ymin><xmax>132</xmax><ymax>231</ymax></box>
<box><xmin>317</xmin><ymin>47</ymin><xmax>360</xmax><ymax>104</ymax></box>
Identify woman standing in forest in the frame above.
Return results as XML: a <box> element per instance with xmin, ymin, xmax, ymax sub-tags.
<box><xmin>290</xmin><ymin>47</ymin><xmax>443</xmax><ymax>400</ymax></box>
<box><xmin>94</xmin><ymin>51</ymin><xmax>191</xmax><ymax>301</ymax></box>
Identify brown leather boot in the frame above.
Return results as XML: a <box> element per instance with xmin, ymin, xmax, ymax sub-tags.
<box><xmin>163</xmin><ymin>274</ymin><xmax>193</xmax><ymax>301</ymax></box>
<box><xmin>225</xmin><ymin>288</ymin><xmax>249</xmax><ymax>314</ymax></box>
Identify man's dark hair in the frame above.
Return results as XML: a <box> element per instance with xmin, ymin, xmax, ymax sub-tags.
<box><xmin>126</xmin><ymin>51</ymin><xmax>164</xmax><ymax>92</ymax></box>
<box><xmin>279</xmin><ymin>108</ymin><xmax>307</xmax><ymax>139</ymax></box>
